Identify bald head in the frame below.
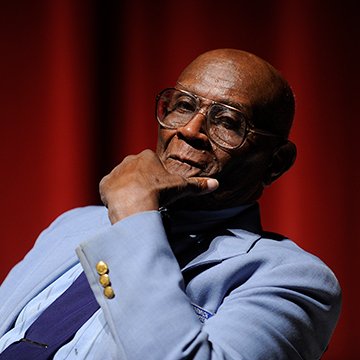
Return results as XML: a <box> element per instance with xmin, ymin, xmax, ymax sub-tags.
<box><xmin>177</xmin><ymin>49</ymin><xmax>295</xmax><ymax>137</ymax></box>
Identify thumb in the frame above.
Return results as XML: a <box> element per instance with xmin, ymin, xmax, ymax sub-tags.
<box><xmin>159</xmin><ymin>177</ymin><xmax>219</xmax><ymax>207</ymax></box>
<box><xmin>186</xmin><ymin>177</ymin><xmax>219</xmax><ymax>194</ymax></box>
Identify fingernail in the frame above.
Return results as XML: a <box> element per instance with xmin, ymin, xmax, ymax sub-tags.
<box><xmin>206</xmin><ymin>179</ymin><xmax>219</xmax><ymax>191</ymax></box>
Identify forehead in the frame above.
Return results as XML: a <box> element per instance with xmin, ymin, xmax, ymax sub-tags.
<box><xmin>176</xmin><ymin>53</ymin><xmax>275</xmax><ymax>111</ymax></box>
<box><xmin>178</xmin><ymin>61</ymin><xmax>250</xmax><ymax>105</ymax></box>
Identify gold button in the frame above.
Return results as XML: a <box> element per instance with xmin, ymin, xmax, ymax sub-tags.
<box><xmin>104</xmin><ymin>286</ymin><xmax>115</xmax><ymax>299</ymax></box>
<box><xmin>96</xmin><ymin>261</ymin><xmax>108</xmax><ymax>275</ymax></box>
<box><xmin>99</xmin><ymin>274</ymin><xmax>110</xmax><ymax>287</ymax></box>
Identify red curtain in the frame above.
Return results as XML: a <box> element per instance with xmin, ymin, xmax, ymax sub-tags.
<box><xmin>0</xmin><ymin>1</ymin><xmax>358</xmax><ymax>358</ymax></box>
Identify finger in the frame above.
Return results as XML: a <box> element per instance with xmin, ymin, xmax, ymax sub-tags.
<box><xmin>186</xmin><ymin>177</ymin><xmax>219</xmax><ymax>194</ymax></box>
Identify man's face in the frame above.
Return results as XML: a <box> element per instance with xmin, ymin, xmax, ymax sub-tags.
<box><xmin>156</xmin><ymin>52</ymin><xmax>280</xmax><ymax>209</ymax></box>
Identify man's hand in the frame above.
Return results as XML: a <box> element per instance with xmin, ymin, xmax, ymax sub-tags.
<box><xmin>99</xmin><ymin>150</ymin><xmax>219</xmax><ymax>224</ymax></box>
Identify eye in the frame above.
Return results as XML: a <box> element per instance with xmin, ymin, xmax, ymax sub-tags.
<box><xmin>170</xmin><ymin>95</ymin><xmax>197</xmax><ymax>114</ymax></box>
<box><xmin>215</xmin><ymin>116</ymin><xmax>238</xmax><ymax>130</ymax></box>
<box><xmin>213</xmin><ymin>113</ymin><xmax>242</xmax><ymax>132</ymax></box>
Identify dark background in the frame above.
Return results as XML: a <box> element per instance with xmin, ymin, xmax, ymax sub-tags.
<box><xmin>0</xmin><ymin>1</ymin><xmax>359</xmax><ymax>358</ymax></box>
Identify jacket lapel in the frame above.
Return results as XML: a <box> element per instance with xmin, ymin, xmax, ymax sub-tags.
<box><xmin>182</xmin><ymin>228</ymin><xmax>261</xmax><ymax>272</ymax></box>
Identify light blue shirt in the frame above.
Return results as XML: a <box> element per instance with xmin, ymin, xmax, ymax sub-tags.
<box><xmin>0</xmin><ymin>263</ymin><xmax>114</xmax><ymax>359</ymax></box>
<box><xmin>0</xmin><ymin>264</ymin><xmax>83</xmax><ymax>353</ymax></box>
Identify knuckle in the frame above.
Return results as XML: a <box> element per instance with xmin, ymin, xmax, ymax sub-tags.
<box><xmin>99</xmin><ymin>175</ymin><xmax>108</xmax><ymax>190</ymax></box>
<box><xmin>121</xmin><ymin>154</ymin><xmax>135</xmax><ymax>164</ymax></box>
<box><xmin>141</xmin><ymin>149</ymin><xmax>154</xmax><ymax>156</ymax></box>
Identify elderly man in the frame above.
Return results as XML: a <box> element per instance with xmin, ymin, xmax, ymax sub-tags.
<box><xmin>0</xmin><ymin>49</ymin><xmax>341</xmax><ymax>359</ymax></box>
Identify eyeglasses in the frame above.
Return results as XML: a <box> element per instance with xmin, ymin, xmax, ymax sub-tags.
<box><xmin>155</xmin><ymin>88</ymin><xmax>282</xmax><ymax>150</ymax></box>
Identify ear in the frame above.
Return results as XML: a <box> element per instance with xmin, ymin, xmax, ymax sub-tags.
<box><xmin>263</xmin><ymin>140</ymin><xmax>297</xmax><ymax>186</ymax></box>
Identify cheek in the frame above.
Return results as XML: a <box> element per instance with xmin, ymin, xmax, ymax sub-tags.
<box><xmin>220</xmin><ymin>149</ymin><xmax>271</xmax><ymax>188</ymax></box>
<box><xmin>211</xmin><ymin>146</ymin><xmax>233</xmax><ymax>173</ymax></box>
<box><xmin>214</xmin><ymin>143</ymin><xmax>259</xmax><ymax>181</ymax></box>
<box><xmin>156</xmin><ymin>129</ymin><xmax>176</xmax><ymax>157</ymax></box>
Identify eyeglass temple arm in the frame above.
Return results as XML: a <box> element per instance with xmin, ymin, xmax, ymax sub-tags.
<box><xmin>248</xmin><ymin>127</ymin><xmax>285</xmax><ymax>139</ymax></box>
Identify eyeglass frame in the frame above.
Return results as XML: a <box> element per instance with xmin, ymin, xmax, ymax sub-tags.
<box><xmin>155</xmin><ymin>87</ymin><xmax>284</xmax><ymax>150</ymax></box>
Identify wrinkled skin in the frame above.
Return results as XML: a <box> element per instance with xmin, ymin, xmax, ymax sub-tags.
<box><xmin>100</xmin><ymin>49</ymin><xmax>296</xmax><ymax>223</ymax></box>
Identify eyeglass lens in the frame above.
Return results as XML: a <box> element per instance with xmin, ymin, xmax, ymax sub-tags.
<box><xmin>156</xmin><ymin>89</ymin><xmax>247</xmax><ymax>149</ymax></box>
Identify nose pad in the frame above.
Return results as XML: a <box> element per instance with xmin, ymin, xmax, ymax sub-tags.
<box><xmin>197</xmin><ymin>108</ymin><xmax>207</xmax><ymax>116</ymax></box>
<box><xmin>176</xmin><ymin>111</ymin><xmax>209</xmax><ymax>143</ymax></box>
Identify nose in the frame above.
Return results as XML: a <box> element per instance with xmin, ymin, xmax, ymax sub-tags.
<box><xmin>176</xmin><ymin>109</ymin><xmax>209</xmax><ymax>144</ymax></box>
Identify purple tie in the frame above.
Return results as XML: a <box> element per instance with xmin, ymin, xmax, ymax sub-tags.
<box><xmin>0</xmin><ymin>271</ymin><xmax>100</xmax><ymax>359</ymax></box>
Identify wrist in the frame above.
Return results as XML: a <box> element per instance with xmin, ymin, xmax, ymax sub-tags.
<box><xmin>107</xmin><ymin>189</ymin><xmax>159</xmax><ymax>224</ymax></box>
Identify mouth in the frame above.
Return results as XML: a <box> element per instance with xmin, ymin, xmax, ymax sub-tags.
<box><xmin>162</xmin><ymin>154</ymin><xmax>206</xmax><ymax>178</ymax></box>
<box><xmin>169</xmin><ymin>155</ymin><xmax>204</xmax><ymax>170</ymax></box>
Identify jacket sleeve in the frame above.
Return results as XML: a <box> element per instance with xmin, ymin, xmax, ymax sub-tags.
<box><xmin>76</xmin><ymin>210</ymin><xmax>341</xmax><ymax>360</ymax></box>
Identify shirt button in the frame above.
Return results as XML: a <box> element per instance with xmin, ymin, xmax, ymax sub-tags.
<box><xmin>96</xmin><ymin>261</ymin><xmax>108</xmax><ymax>275</ymax></box>
<box><xmin>99</xmin><ymin>274</ymin><xmax>111</xmax><ymax>287</ymax></box>
<box><xmin>104</xmin><ymin>286</ymin><xmax>115</xmax><ymax>299</ymax></box>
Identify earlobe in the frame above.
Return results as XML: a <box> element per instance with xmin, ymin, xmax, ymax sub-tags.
<box><xmin>263</xmin><ymin>140</ymin><xmax>297</xmax><ymax>186</ymax></box>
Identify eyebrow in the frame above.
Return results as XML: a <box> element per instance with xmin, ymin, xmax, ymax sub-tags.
<box><xmin>176</xmin><ymin>82</ymin><xmax>250</xmax><ymax>114</ymax></box>
<box><xmin>221</xmin><ymin>99</ymin><xmax>249</xmax><ymax>113</ymax></box>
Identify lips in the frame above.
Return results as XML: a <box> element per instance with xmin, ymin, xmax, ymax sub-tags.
<box><xmin>162</xmin><ymin>155</ymin><xmax>206</xmax><ymax>178</ymax></box>
<box><xmin>169</xmin><ymin>155</ymin><xmax>204</xmax><ymax>170</ymax></box>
